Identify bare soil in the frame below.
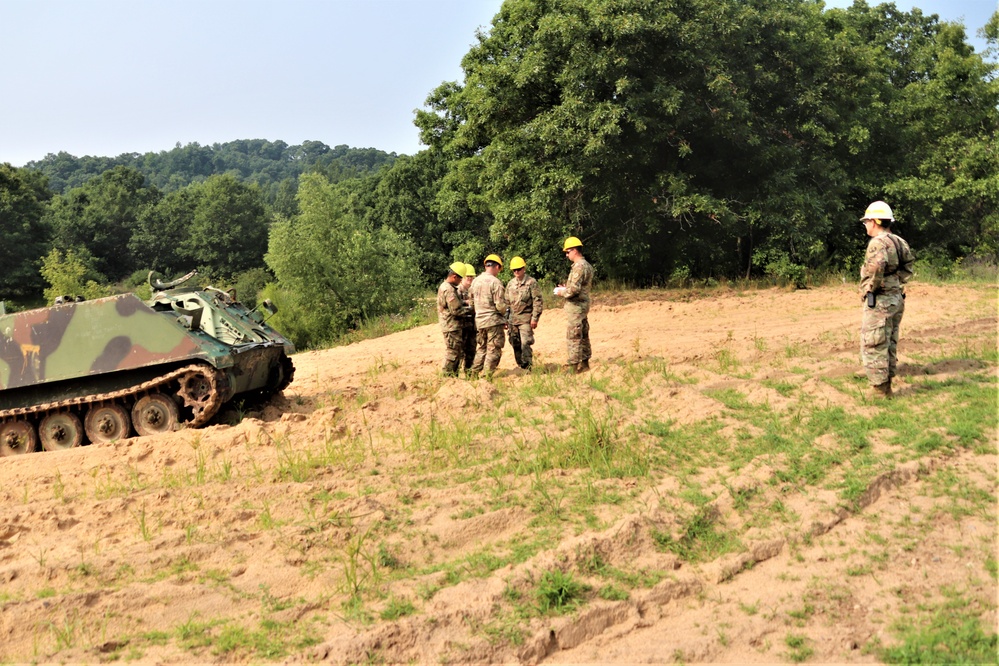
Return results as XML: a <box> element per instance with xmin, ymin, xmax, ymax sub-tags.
<box><xmin>0</xmin><ymin>282</ymin><xmax>995</xmax><ymax>664</ymax></box>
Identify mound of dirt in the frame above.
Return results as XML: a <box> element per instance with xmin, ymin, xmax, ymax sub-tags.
<box><xmin>0</xmin><ymin>282</ymin><xmax>995</xmax><ymax>664</ymax></box>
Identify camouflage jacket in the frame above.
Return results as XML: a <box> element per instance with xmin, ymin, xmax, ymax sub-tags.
<box><xmin>470</xmin><ymin>273</ymin><xmax>508</xmax><ymax>329</ymax></box>
<box><xmin>563</xmin><ymin>257</ymin><xmax>594</xmax><ymax>314</ymax></box>
<box><xmin>505</xmin><ymin>274</ymin><xmax>543</xmax><ymax>325</ymax></box>
<box><xmin>859</xmin><ymin>233</ymin><xmax>914</xmax><ymax>297</ymax></box>
<box><xmin>437</xmin><ymin>280</ymin><xmax>468</xmax><ymax>333</ymax></box>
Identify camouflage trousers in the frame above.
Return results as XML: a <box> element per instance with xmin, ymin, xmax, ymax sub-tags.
<box><xmin>566</xmin><ymin>312</ymin><xmax>591</xmax><ymax>365</ymax></box>
<box><xmin>860</xmin><ymin>292</ymin><xmax>904</xmax><ymax>386</ymax></box>
<box><xmin>461</xmin><ymin>325</ymin><xmax>477</xmax><ymax>371</ymax></box>
<box><xmin>508</xmin><ymin>323</ymin><xmax>535</xmax><ymax>368</ymax></box>
<box><xmin>472</xmin><ymin>325</ymin><xmax>505</xmax><ymax>375</ymax></box>
<box><xmin>441</xmin><ymin>329</ymin><xmax>464</xmax><ymax>376</ymax></box>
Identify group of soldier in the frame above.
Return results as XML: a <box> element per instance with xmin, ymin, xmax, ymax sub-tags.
<box><xmin>437</xmin><ymin>202</ymin><xmax>914</xmax><ymax>399</ymax></box>
<box><xmin>436</xmin><ymin>236</ymin><xmax>593</xmax><ymax>379</ymax></box>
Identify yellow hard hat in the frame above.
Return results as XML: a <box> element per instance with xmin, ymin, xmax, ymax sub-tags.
<box><xmin>464</xmin><ymin>263</ymin><xmax>475</xmax><ymax>278</ymax></box>
<box><xmin>562</xmin><ymin>236</ymin><xmax>583</xmax><ymax>251</ymax></box>
<box><xmin>510</xmin><ymin>256</ymin><xmax>526</xmax><ymax>270</ymax></box>
<box><xmin>484</xmin><ymin>254</ymin><xmax>503</xmax><ymax>267</ymax></box>
<box><xmin>449</xmin><ymin>262</ymin><xmax>466</xmax><ymax>277</ymax></box>
<box><xmin>860</xmin><ymin>201</ymin><xmax>894</xmax><ymax>222</ymax></box>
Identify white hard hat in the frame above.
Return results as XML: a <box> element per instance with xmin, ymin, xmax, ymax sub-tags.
<box><xmin>861</xmin><ymin>201</ymin><xmax>894</xmax><ymax>222</ymax></box>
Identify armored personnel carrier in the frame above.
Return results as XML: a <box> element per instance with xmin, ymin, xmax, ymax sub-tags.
<box><xmin>0</xmin><ymin>271</ymin><xmax>294</xmax><ymax>455</ymax></box>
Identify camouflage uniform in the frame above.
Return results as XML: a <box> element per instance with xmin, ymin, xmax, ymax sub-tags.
<box><xmin>457</xmin><ymin>282</ymin><xmax>477</xmax><ymax>372</ymax></box>
<box><xmin>469</xmin><ymin>272</ymin><xmax>509</xmax><ymax>376</ymax></box>
<box><xmin>859</xmin><ymin>232</ymin><xmax>914</xmax><ymax>386</ymax></box>
<box><xmin>437</xmin><ymin>280</ymin><xmax>469</xmax><ymax>376</ymax></box>
<box><xmin>505</xmin><ymin>273</ymin><xmax>543</xmax><ymax>369</ymax></box>
<box><xmin>563</xmin><ymin>257</ymin><xmax>594</xmax><ymax>365</ymax></box>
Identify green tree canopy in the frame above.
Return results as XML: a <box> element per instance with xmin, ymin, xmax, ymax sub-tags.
<box><xmin>416</xmin><ymin>0</ymin><xmax>999</xmax><ymax>283</ymax></box>
<box><xmin>46</xmin><ymin>165</ymin><xmax>160</xmax><ymax>281</ymax></box>
<box><xmin>183</xmin><ymin>174</ymin><xmax>272</xmax><ymax>278</ymax></box>
<box><xmin>0</xmin><ymin>164</ymin><xmax>52</xmax><ymax>298</ymax></box>
<box><xmin>265</xmin><ymin>173</ymin><xmax>422</xmax><ymax>347</ymax></box>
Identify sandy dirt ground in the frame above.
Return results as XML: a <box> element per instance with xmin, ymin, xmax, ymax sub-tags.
<box><xmin>0</xmin><ymin>282</ymin><xmax>995</xmax><ymax>664</ymax></box>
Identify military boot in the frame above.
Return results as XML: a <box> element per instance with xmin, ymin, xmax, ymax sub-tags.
<box><xmin>576</xmin><ymin>360</ymin><xmax>590</xmax><ymax>373</ymax></box>
<box><xmin>870</xmin><ymin>380</ymin><xmax>892</xmax><ymax>399</ymax></box>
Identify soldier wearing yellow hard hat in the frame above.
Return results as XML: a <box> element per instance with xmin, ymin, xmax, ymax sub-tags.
<box><xmin>553</xmin><ymin>237</ymin><xmax>593</xmax><ymax>373</ymax></box>
<box><xmin>468</xmin><ymin>254</ymin><xmax>508</xmax><ymax>378</ymax></box>
<box><xmin>437</xmin><ymin>262</ymin><xmax>471</xmax><ymax>377</ymax></box>
<box><xmin>858</xmin><ymin>201</ymin><xmax>914</xmax><ymax>398</ymax></box>
<box><xmin>505</xmin><ymin>256</ymin><xmax>543</xmax><ymax>370</ymax></box>
<box><xmin>458</xmin><ymin>263</ymin><xmax>477</xmax><ymax>374</ymax></box>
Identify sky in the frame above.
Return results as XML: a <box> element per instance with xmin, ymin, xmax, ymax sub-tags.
<box><xmin>0</xmin><ymin>0</ymin><xmax>994</xmax><ymax>168</ymax></box>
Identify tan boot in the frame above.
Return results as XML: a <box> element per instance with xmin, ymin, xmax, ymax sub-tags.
<box><xmin>576</xmin><ymin>360</ymin><xmax>590</xmax><ymax>373</ymax></box>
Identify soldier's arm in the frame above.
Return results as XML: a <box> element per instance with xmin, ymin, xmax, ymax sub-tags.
<box><xmin>494</xmin><ymin>281</ymin><xmax>509</xmax><ymax>317</ymax></box>
<box><xmin>563</xmin><ymin>265</ymin><xmax>583</xmax><ymax>298</ymax></box>
<box><xmin>531</xmin><ymin>281</ymin><xmax>543</xmax><ymax>322</ymax></box>
<box><xmin>446</xmin><ymin>289</ymin><xmax>467</xmax><ymax>316</ymax></box>
<box><xmin>862</xmin><ymin>240</ymin><xmax>888</xmax><ymax>294</ymax></box>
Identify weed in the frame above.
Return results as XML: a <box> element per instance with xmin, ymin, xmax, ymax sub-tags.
<box><xmin>651</xmin><ymin>508</ymin><xmax>742</xmax><ymax>563</ymax></box>
<box><xmin>784</xmin><ymin>633</ymin><xmax>814</xmax><ymax>662</ymax></box>
<box><xmin>535</xmin><ymin>569</ymin><xmax>589</xmax><ymax>615</ymax></box>
<box><xmin>380</xmin><ymin>597</ymin><xmax>416</xmax><ymax>620</ymax></box>
<box><xmin>881</xmin><ymin>604</ymin><xmax>997</xmax><ymax>664</ymax></box>
<box><xmin>133</xmin><ymin>504</ymin><xmax>154</xmax><ymax>541</ymax></box>
<box><xmin>337</xmin><ymin>525</ymin><xmax>381</xmax><ymax>605</ymax></box>
<box><xmin>597</xmin><ymin>584</ymin><xmax>629</xmax><ymax>601</ymax></box>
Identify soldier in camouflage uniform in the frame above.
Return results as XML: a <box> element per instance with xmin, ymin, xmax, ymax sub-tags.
<box><xmin>437</xmin><ymin>262</ymin><xmax>470</xmax><ymax>377</ymax></box>
<box><xmin>858</xmin><ymin>201</ymin><xmax>914</xmax><ymax>398</ymax></box>
<box><xmin>469</xmin><ymin>254</ymin><xmax>509</xmax><ymax>378</ymax></box>
<box><xmin>459</xmin><ymin>263</ymin><xmax>477</xmax><ymax>374</ymax></box>
<box><xmin>505</xmin><ymin>256</ymin><xmax>543</xmax><ymax>369</ymax></box>
<box><xmin>553</xmin><ymin>237</ymin><xmax>594</xmax><ymax>373</ymax></box>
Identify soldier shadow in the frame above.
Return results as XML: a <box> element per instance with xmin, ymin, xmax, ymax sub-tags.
<box><xmin>897</xmin><ymin>359</ymin><xmax>988</xmax><ymax>377</ymax></box>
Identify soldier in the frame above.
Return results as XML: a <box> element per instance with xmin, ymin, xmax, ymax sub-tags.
<box><xmin>469</xmin><ymin>254</ymin><xmax>509</xmax><ymax>378</ymax></box>
<box><xmin>437</xmin><ymin>262</ymin><xmax>470</xmax><ymax>377</ymax></box>
<box><xmin>505</xmin><ymin>256</ymin><xmax>543</xmax><ymax>369</ymax></box>
<box><xmin>858</xmin><ymin>201</ymin><xmax>914</xmax><ymax>398</ymax></box>
<box><xmin>459</xmin><ymin>263</ymin><xmax>477</xmax><ymax>374</ymax></box>
<box><xmin>553</xmin><ymin>236</ymin><xmax>594</xmax><ymax>373</ymax></box>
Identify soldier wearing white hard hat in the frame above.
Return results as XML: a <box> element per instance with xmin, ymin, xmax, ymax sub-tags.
<box><xmin>858</xmin><ymin>201</ymin><xmax>915</xmax><ymax>398</ymax></box>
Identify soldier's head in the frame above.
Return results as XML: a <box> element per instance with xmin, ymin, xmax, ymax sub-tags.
<box><xmin>562</xmin><ymin>236</ymin><xmax>583</xmax><ymax>261</ymax></box>
<box><xmin>483</xmin><ymin>254</ymin><xmax>503</xmax><ymax>276</ymax></box>
<box><xmin>447</xmin><ymin>262</ymin><xmax>466</xmax><ymax>284</ymax></box>
<box><xmin>462</xmin><ymin>263</ymin><xmax>475</xmax><ymax>287</ymax></box>
<box><xmin>860</xmin><ymin>201</ymin><xmax>893</xmax><ymax>236</ymax></box>
<box><xmin>510</xmin><ymin>256</ymin><xmax>526</xmax><ymax>278</ymax></box>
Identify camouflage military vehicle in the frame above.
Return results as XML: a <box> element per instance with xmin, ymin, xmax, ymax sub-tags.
<box><xmin>0</xmin><ymin>271</ymin><xmax>294</xmax><ymax>455</ymax></box>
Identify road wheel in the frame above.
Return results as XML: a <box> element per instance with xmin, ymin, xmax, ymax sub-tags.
<box><xmin>85</xmin><ymin>404</ymin><xmax>131</xmax><ymax>445</ymax></box>
<box><xmin>132</xmin><ymin>394</ymin><xmax>179</xmax><ymax>437</ymax></box>
<box><xmin>0</xmin><ymin>420</ymin><xmax>38</xmax><ymax>456</ymax></box>
<box><xmin>39</xmin><ymin>412</ymin><xmax>84</xmax><ymax>451</ymax></box>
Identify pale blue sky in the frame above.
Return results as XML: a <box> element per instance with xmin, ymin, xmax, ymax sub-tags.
<box><xmin>0</xmin><ymin>0</ymin><xmax>993</xmax><ymax>167</ymax></box>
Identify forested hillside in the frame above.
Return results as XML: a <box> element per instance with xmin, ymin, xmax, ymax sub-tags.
<box><xmin>2</xmin><ymin>0</ymin><xmax>997</xmax><ymax>350</ymax></box>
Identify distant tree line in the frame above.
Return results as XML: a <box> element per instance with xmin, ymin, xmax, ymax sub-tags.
<box><xmin>2</xmin><ymin>0</ymin><xmax>997</xmax><ymax>350</ymax></box>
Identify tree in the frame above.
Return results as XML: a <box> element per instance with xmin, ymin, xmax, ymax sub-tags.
<box><xmin>128</xmin><ymin>187</ymin><xmax>200</xmax><ymax>276</ymax></box>
<box><xmin>265</xmin><ymin>173</ymin><xmax>421</xmax><ymax>347</ymax></box>
<box><xmin>416</xmin><ymin>0</ymin><xmax>997</xmax><ymax>282</ymax></box>
<box><xmin>0</xmin><ymin>164</ymin><xmax>52</xmax><ymax>299</ymax></box>
<box><xmin>182</xmin><ymin>174</ymin><xmax>271</xmax><ymax>278</ymax></box>
<box><xmin>39</xmin><ymin>248</ymin><xmax>110</xmax><ymax>304</ymax></box>
<box><xmin>47</xmin><ymin>166</ymin><xmax>160</xmax><ymax>281</ymax></box>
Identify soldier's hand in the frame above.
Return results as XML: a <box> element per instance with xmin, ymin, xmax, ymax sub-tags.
<box><xmin>531</xmin><ymin>321</ymin><xmax>538</xmax><ymax>330</ymax></box>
